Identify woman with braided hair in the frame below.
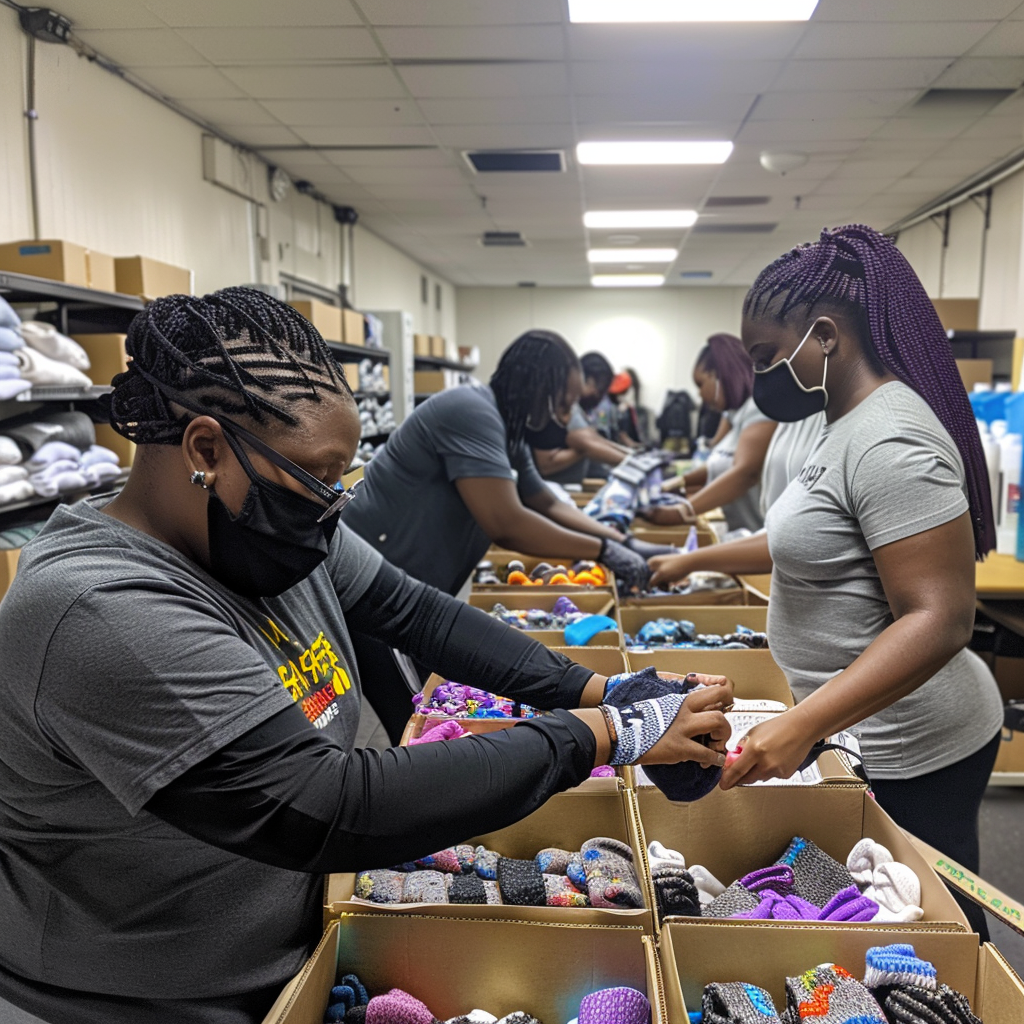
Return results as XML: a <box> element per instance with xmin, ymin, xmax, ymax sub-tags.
<box><xmin>707</xmin><ymin>226</ymin><xmax>1002</xmax><ymax>936</ymax></box>
<box><xmin>341</xmin><ymin>328</ymin><xmax>661</xmax><ymax>743</ymax></box>
<box><xmin>0</xmin><ymin>288</ymin><xmax>729</xmax><ymax>1024</ymax></box>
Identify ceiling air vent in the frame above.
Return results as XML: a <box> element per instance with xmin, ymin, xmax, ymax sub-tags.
<box><xmin>704</xmin><ymin>196</ymin><xmax>771</xmax><ymax>207</ymax></box>
<box><xmin>465</xmin><ymin>150</ymin><xmax>565</xmax><ymax>173</ymax></box>
<box><xmin>911</xmin><ymin>89</ymin><xmax>1015</xmax><ymax>117</ymax></box>
<box><xmin>680</xmin><ymin>271</ymin><xmax>714</xmax><ymax>279</ymax></box>
<box><xmin>692</xmin><ymin>222</ymin><xmax>778</xmax><ymax>234</ymax></box>
<box><xmin>482</xmin><ymin>231</ymin><xmax>527</xmax><ymax>247</ymax></box>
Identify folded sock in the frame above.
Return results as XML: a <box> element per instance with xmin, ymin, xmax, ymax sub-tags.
<box><xmin>483</xmin><ymin>880</ymin><xmax>503</xmax><ymax>905</ymax></box>
<box><xmin>702</xmin><ymin>982</ymin><xmax>782</xmax><ymax>1024</ymax></box>
<box><xmin>647</xmin><ymin>840</ymin><xmax>686</xmax><ymax>875</ymax></box>
<box><xmin>689</xmin><ymin>864</ymin><xmax>727</xmax><ymax>904</ymax></box>
<box><xmin>862</xmin><ymin>862</ymin><xmax>923</xmax><ymax>920</ymax></box>
<box><xmin>786</xmin><ymin>965</ymin><xmax>886</xmax><ymax>1024</ymax></box>
<box><xmin>602</xmin><ymin>667</ymin><xmax>720</xmax><ymax>801</ymax></box>
<box><xmin>543</xmin><ymin>873</ymin><xmax>589</xmax><ymax>907</ymax></box>
<box><xmin>80</xmin><ymin>444</ymin><xmax>119</xmax><ymax>468</ymax></box>
<box><xmin>738</xmin><ymin>865</ymin><xmax>795</xmax><ymax>896</ymax></box>
<box><xmin>775</xmin><ymin>837</ymin><xmax>856</xmax><ymax>908</ymax></box>
<box><xmin>408</xmin><ymin>720</ymin><xmax>469</xmax><ymax>744</ymax></box>
<box><xmin>30</xmin><ymin>458</ymin><xmax>81</xmax><ymax>484</ymax></box>
<box><xmin>26</xmin><ymin>440</ymin><xmax>82</xmax><ymax>470</ymax></box>
<box><xmin>566</xmin><ymin>852</ymin><xmax>586</xmax><ymax>891</ymax></box>
<box><xmin>17</xmin><ymin>321</ymin><xmax>91</xmax><ymax>371</ymax></box>
<box><xmin>14</xmin><ymin>346</ymin><xmax>92</xmax><ymax>387</ymax></box>
<box><xmin>402</xmin><ymin>870</ymin><xmax>449</xmax><ymax>904</ymax></box>
<box><xmin>0</xmin><ymin>479</ymin><xmax>34</xmax><ymax>505</ymax></box>
<box><xmin>354</xmin><ymin>869</ymin><xmax>405</xmax><ymax>904</ymax></box>
<box><xmin>882</xmin><ymin>985</ymin><xmax>981</xmax><ymax>1024</ymax></box>
<box><xmin>579</xmin><ymin>986</ymin><xmax>651</xmax><ymax>1024</ymax></box>
<box><xmin>416</xmin><ymin>847</ymin><xmax>466</xmax><ymax>874</ymax></box>
<box><xmin>535</xmin><ymin>847</ymin><xmax>574</xmax><ymax>875</ymax></box>
<box><xmin>817</xmin><ymin>886</ymin><xmax>879</xmax><ymax>923</ymax></box>
<box><xmin>474</xmin><ymin>846</ymin><xmax>499</xmax><ymax>880</ymax></box>
<box><xmin>864</xmin><ymin>944</ymin><xmax>937</xmax><ymax>991</ymax></box>
<box><xmin>32</xmin><ymin>469</ymin><xmax>88</xmax><ymax>498</ymax></box>
<box><xmin>654</xmin><ymin>871</ymin><xmax>701</xmax><ymax>919</ymax></box>
<box><xmin>445</xmin><ymin>1013</ymin><xmax>497</xmax><ymax>1024</ymax></box>
<box><xmin>581</xmin><ymin>837</ymin><xmax>644</xmax><ymax>910</ymax></box>
<box><xmin>704</xmin><ymin>881</ymin><xmax>761</xmax><ymax>918</ymax></box>
<box><xmin>3</xmin><ymin>410</ymin><xmax>95</xmax><ymax>455</ymax></box>
<box><xmin>365</xmin><ymin>988</ymin><xmax>437</xmax><ymax>1024</ymax></box>
<box><xmin>346</xmin><ymin>1008</ymin><xmax>367</xmax><ymax>1023</ymax></box>
<box><xmin>497</xmin><ymin>857</ymin><xmax>547</xmax><ymax>907</ymax></box>
<box><xmin>847</xmin><ymin>838</ymin><xmax>892</xmax><ymax>886</ymax></box>
<box><xmin>494</xmin><ymin>1015</ymin><xmax>542</xmax><ymax>1024</ymax></box>
<box><xmin>0</xmin><ymin>379</ymin><xmax>31</xmax><ymax>400</ymax></box>
<box><xmin>0</xmin><ymin>437</ymin><xmax>20</xmax><ymax>465</ymax></box>
<box><xmin>449</xmin><ymin>874</ymin><xmax>487</xmax><ymax>905</ymax></box>
<box><xmin>0</xmin><ymin>466</ymin><xmax>28</xmax><ymax>486</ymax></box>
<box><xmin>0</xmin><ymin>326</ymin><xmax>24</xmax><ymax>352</ymax></box>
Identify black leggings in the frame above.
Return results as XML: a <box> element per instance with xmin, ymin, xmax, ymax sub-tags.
<box><xmin>866</xmin><ymin>730</ymin><xmax>1001</xmax><ymax>941</ymax></box>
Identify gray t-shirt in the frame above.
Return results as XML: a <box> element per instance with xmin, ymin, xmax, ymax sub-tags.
<box><xmin>766</xmin><ymin>382</ymin><xmax>1003</xmax><ymax>779</ymax></box>
<box><xmin>705</xmin><ymin>396</ymin><xmax>773</xmax><ymax>532</ymax></box>
<box><xmin>0</xmin><ymin>500</ymin><xmax>382</xmax><ymax>1008</ymax></box>
<box><xmin>343</xmin><ymin>384</ymin><xmax>547</xmax><ymax>593</ymax></box>
<box><xmin>760</xmin><ymin>411</ymin><xmax>827</xmax><ymax>515</ymax></box>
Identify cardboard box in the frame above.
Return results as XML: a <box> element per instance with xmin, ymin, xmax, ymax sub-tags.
<box><xmin>339</xmin><ymin>362</ymin><xmax>360</xmax><ymax>392</ymax></box>
<box><xmin>0</xmin><ymin>548</ymin><xmax>20</xmax><ymax>600</ymax></box>
<box><xmin>738</xmin><ymin>573</ymin><xmax>772</xmax><ymax>605</ymax></box>
<box><xmin>469</xmin><ymin>590</ymin><xmax>618</xmax><ymax>647</ymax></box>
<box><xmin>414</xmin><ymin>370</ymin><xmax>447</xmax><ymax>394</ymax></box>
<box><xmin>413</xmin><ymin>333</ymin><xmax>431</xmax><ymax>357</ymax></box>
<box><xmin>634</xmin><ymin>784</ymin><xmax>969</xmax><ymax>934</ymax></box>
<box><xmin>631</xmin><ymin>524</ymin><xmax>718</xmax><ymax>548</ymax></box>
<box><xmin>659</xmin><ymin>920</ymin><xmax>1003</xmax><ymax>1023</ymax></box>
<box><xmin>71</xmin><ymin>333</ymin><xmax>128</xmax><ymax>388</ymax></box>
<box><xmin>94</xmin><ymin>423</ymin><xmax>134</xmax><ymax>468</ymax></box>
<box><xmin>287</xmin><ymin>299</ymin><xmax>342</xmax><ymax>342</ymax></box>
<box><xmin>993</xmin><ymin>728</ymin><xmax>1024</xmax><ymax>775</ymax></box>
<box><xmin>0</xmin><ymin>239</ymin><xmax>88</xmax><ymax>286</ymax></box>
<box><xmin>547</xmin><ymin>645</ymin><xmax>627</xmax><ymax>676</ymax></box>
<box><xmin>625</xmin><ymin>648</ymin><xmax>793</xmax><ymax>705</ymax></box>
<box><xmin>473</xmin><ymin>553</ymin><xmax>614</xmax><ymax>593</ymax></box>
<box><xmin>933</xmin><ymin>297</ymin><xmax>980</xmax><ymax>333</ymax></box>
<box><xmin>264</xmin><ymin>915</ymin><xmax>664</xmax><ymax>1024</ymax></box>
<box><xmin>620</xmin><ymin>604</ymin><xmax>767</xmax><ymax>642</ymax></box>
<box><xmin>957</xmin><ymin>358</ymin><xmax>994</xmax><ymax>391</ymax></box>
<box><xmin>114</xmin><ymin>255</ymin><xmax>191</xmax><ymax>300</ymax></box>
<box><xmin>429</xmin><ymin>335</ymin><xmax>445</xmax><ymax>357</ymax></box>
<box><xmin>342</xmin><ymin>309</ymin><xmax>365</xmax><ymax>346</ymax></box>
<box><xmin>622</xmin><ymin>583</ymin><xmax>746</xmax><ymax>607</ymax></box>
<box><xmin>85</xmin><ymin>250</ymin><xmax>116</xmax><ymax>292</ymax></box>
<box><xmin>381</xmin><ymin>364</ymin><xmax>390</xmax><ymax>390</ymax></box>
<box><xmin>325</xmin><ymin>783</ymin><xmax>654</xmax><ymax>929</ymax></box>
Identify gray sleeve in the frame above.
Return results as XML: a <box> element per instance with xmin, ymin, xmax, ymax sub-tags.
<box><xmin>852</xmin><ymin>438</ymin><xmax>969</xmax><ymax>550</ymax></box>
<box><xmin>433</xmin><ymin>390</ymin><xmax>516</xmax><ymax>482</ymax></box>
<box><xmin>36</xmin><ymin>582</ymin><xmax>292</xmax><ymax>815</ymax></box>
<box><xmin>325</xmin><ymin>521</ymin><xmax>385</xmax><ymax>611</ymax></box>
<box><xmin>511</xmin><ymin>439</ymin><xmax>548</xmax><ymax>499</ymax></box>
<box><xmin>567</xmin><ymin>404</ymin><xmax>589</xmax><ymax>433</ymax></box>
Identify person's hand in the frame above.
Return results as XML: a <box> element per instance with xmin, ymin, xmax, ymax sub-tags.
<box><xmin>623</xmin><ymin>535</ymin><xmax>677</xmax><ymax>559</ymax></box>
<box><xmin>718</xmin><ymin>710</ymin><xmax>820</xmax><ymax>789</ymax></box>
<box><xmin>638</xmin><ymin>504</ymin><xmax>685</xmax><ymax>526</ymax></box>
<box><xmin>641</xmin><ymin>683</ymin><xmax>732</xmax><ymax>766</ymax></box>
<box><xmin>598</xmin><ymin>537</ymin><xmax>651</xmax><ymax>593</ymax></box>
<box><xmin>648</xmin><ymin>552</ymin><xmax>697</xmax><ymax>588</ymax></box>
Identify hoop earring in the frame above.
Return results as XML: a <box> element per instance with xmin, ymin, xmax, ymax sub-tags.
<box><xmin>190</xmin><ymin>470</ymin><xmax>208</xmax><ymax>490</ymax></box>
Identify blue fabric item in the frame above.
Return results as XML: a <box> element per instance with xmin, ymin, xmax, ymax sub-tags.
<box><xmin>864</xmin><ymin>944</ymin><xmax>937</xmax><ymax>990</ymax></box>
<box><xmin>0</xmin><ymin>297</ymin><xmax>19</xmax><ymax>330</ymax></box>
<box><xmin>0</xmin><ymin>326</ymin><xmax>24</xmax><ymax>352</ymax></box>
<box><xmin>339</xmin><ymin>974</ymin><xmax>369</xmax><ymax>1006</ymax></box>
<box><xmin>604</xmin><ymin>667</ymin><xmax>721</xmax><ymax>801</ymax></box>
<box><xmin>564</xmin><ymin>614</ymin><xmax>618</xmax><ymax>646</ymax></box>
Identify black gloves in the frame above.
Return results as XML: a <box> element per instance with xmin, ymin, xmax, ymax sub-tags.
<box><xmin>624</xmin><ymin>535</ymin><xmax>678</xmax><ymax>559</ymax></box>
<box><xmin>598</xmin><ymin>537</ymin><xmax>651</xmax><ymax>593</ymax></box>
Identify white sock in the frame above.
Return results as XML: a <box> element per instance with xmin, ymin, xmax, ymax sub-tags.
<box><xmin>84</xmin><ymin>463</ymin><xmax>121</xmax><ymax>486</ymax></box>
<box><xmin>863</xmin><ymin>861</ymin><xmax>922</xmax><ymax>915</ymax></box>
<box><xmin>689</xmin><ymin>864</ymin><xmax>726</xmax><ymax>903</ymax></box>
<box><xmin>847</xmin><ymin>838</ymin><xmax>893</xmax><ymax>888</ymax></box>
<box><xmin>18</xmin><ymin>321</ymin><xmax>91</xmax><ymax>371</ymax></box>
<box><xmin>14</xmin><ymin>347</ymin><xmax>93</xmax><ymax>387</ymax></box>
<box><xmin>648</xmin><ymin>840</ymin><xmax>687</xmax><ymax>874</ymax></box>
<box><xmin>0</xmin><ymin>479</ymin><xmax>34</xmax><ymax>505</ymax></box>
<box><xmin>30</xmin><ymin>459</ymin><xmax>81</xmax><ymax>485</ymax></box>
<box><xmin>0</xmin><ymin>466</ymin><xmax>28</xmax><ymax>486</ymax></box>
<box><xmin>0</xmin><ymin>326</ymin><xmax>24</xmax><ymax>352</ymax></box>
<box><xmin>27</xmin><ymin>441</ymin><xmax>82</xmax><ymax>471</ymax></box>
<box><xmin>0</xmin><ymin>379</ymin><xmax>32</xmax><ymax>400</ymax></box>
<box><xmin>0</xmin><ymin>437</ymin><xmax>21</xmax><ymax>465</ymax></box>
<box><xmin>32</xmin><ymin>469</ymin><xmax>89</xmax><ymax>498</ymax></box>
<box><xmin>81</xmin><ymin>445</ymin><xmax>119</xmax><ymax>468</ymax></box>
<box><xmin>446</xmin><ymin>1013</ymin><xmax>498</xmax><ymax>1024</ymax></box>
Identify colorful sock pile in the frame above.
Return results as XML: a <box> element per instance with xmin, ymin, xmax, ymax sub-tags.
<box><xmin>625</xmin><ymin>618</ymin><xmax>769</xmax><ymax>652</ymax></box>
<box><xmin>486</xmin><ymin>597</ymin><xmax>589</xmax><ymax>631</ymax></box>
<box><xmin>353</xmin><ymin>838</ymin><xmax>643</xmax><ymax>910</ymax></box>
<box><xmin>411</xmin><ymin>682</ymin><xmax>541</xmax><ymax>720</ymax></box>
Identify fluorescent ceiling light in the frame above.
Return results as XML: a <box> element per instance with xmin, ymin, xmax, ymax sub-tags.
<box><xmin>584</xmin><ymin>209</ymin><xmax>698</xmax><ymax>229</ymax></box>
<box><xmin>569</xmin><ymin>0</ymin><xmax>818</xmax><ymax>22</ymax></box>
<box><xmin>591</xmin><ymin>274</ymin><xmax>665</xmax><ymax>288</ymax></box>
<box><xmin>577</xmin><ymin>141</ymin><xmax>733</xmax><ymax>165</ymax></box>
<box><xmin>588</xmin><ymin>248</ymin><xmax>678</xmax><ymax>263</ymax></box>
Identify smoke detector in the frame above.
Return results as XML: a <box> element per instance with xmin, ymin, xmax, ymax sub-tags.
<box><xmin>759</xmin><ymin>151</ymin><xmax>809</xmax><ymax>176</ymax></box>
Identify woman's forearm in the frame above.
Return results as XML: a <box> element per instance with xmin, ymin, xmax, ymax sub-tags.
<box><xmin>687</xmin><ymin>463</ymin><xmax>760</xmax><ymax>516</ymax></box>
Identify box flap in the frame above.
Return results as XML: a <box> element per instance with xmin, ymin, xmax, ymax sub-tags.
<box><xmin>976</xmin><ymin>943</ymin><xmax>1024</xmax><ymax>1024</ymax></box>
<box><xmin>263</xmin><ymin>919</ymin><xmax>339</xmax><ymax>1024</ymax></box>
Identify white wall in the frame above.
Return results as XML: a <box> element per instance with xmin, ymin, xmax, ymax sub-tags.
<box><xmin>0</xmin><ymin>9</ymin><xmax>452</xmax><ymax>335</ymax></box>
<box><xmin>456</xmin><ymin>285</ymin><xmax>749</xmax><ymax>415</ymax></box>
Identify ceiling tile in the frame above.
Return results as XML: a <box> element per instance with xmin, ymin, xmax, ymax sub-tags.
<box><xmin>144</xmin><ymin>0</ymin><xmax>362</xmax><ymax>27</ymax></box>
<box><xmin>737</xmin><ymin>118</ymin><xmax>886</xmax><ymax>143</ymax></box>
<box><xmin>908</xmin><ymin>157</ymin><xmax>1002</xmax><ymax>178</ymax></box>
<box><xmin>752</xmin><ymin>89</ymin><xmax>919</xmax><ymax>121</ymax></box>
<box><xmin>431</xmin><ymin>123</ymin><xmax>574</xmax><ymax>148</ymax></box>
<box><xmin>972</xmin><ymin>21</ymin><xmax>1024</xmax><ymax>56</ymax></box>
<box><xmin>793</xmin><ymin>21</ymin><xmax>997</xmax><ymax>59</ymax></box>
<box><xmin>221</xmin><ymin>64</ymin><xmax>402</xmax><ymax>99</ymax></box>
<box><xmin>292</xmin><ymin>125</ymin><xmax>437</xmax><ymax>146</ymax></box>
<box><xmin>57</xmin><ymin>0</ymin><xmax>164</xmax><ymax>29</ymax></box>
<box><xmin>324</xmin><ymin>149</ymin><xmax>449</xmax><ymax>168</ymax></box>
<box><xmin>419</xmin><ymin>96</ymin><xmax>573</xmax><ymax>125</ymax></box>
<box><xmin>568</xmin><ymin>23</ymin><xmax>807</xmax><ymax>62</ymax></box>
<box><xmin>871</xmin><ymin>116</ymin><xmax>975</xmax><ymax>139</ymax></box>
<box><xmin>376</xmin><ymin>26</ymin><xmax>563</xmax><ymax>61</ymax></box>
<box><xmin>958</xmin><ymin>115</ymin><xmax>1024</xmax><ymax>141</ymax></box>
<box><xmin>812</xmin><ymin>177</ymin><xmax>893</xmax><ymax>197</ymax></box>
<box><xmin>224</xmin><ymin>125</ymin><xmax>308</xmax><ymax>147</ymax></box>
<box><xmin>178</xmin><ymin>27</ymin><xmax>378</xmax><ymax>62</ymax></box>
<box><xmin>75</xmin><ymin>28</ymin><xmax>206</xmax><ymax>66</ymax></box>
<box><xmin>932</xmin><ymin>57</ymin><xmax>1024</xmax><ymax>89</ymax></box>
<box><xmin>574</xmin><ymin>93</ymin><xmax>755</xmax><ymax>124</ymax></box>
<box><xmin>132</xmin><ymin>65</ymin><xmax>246</xmax><ymax>99</ymax></box>
<box><xmin>357</xmin><ymin>0</ymin><xmax>563</xmax><ymax>25</ymax></box>
<box><xmin>398</xmin><ymin>62</ymin><xmax>569</xmax><ymax>99</ymax></box>
<box><xmin>181</xmin><ymin>98</ymin><xmax>281</xmax><ymax>125</ymax></box>
<box><xmin>828</xmin><ymin>157</ymin><xmax>923</xmax><ymax>180</ymax></box>
<box><xmin>814</xmin><ymin>0</ymin><xmax>1021</xmax><ymax>20</ymax></box>
<box><xmin>884</xmin><ymin>176</ymin><xmax>965</xmax><ymax>194</ymax></box>
<box><xmin>363</xmin><ymin>183</ymin><xmax>478</xmax><ymax>201</ymax></box>
<box><xmin>344</xmin><ymin>165</ymin><xmax>468</xmax><ymax>185</ymax></box>
<box><xmin>570</xmin><ymin>59</ymin><xmax>783</xmax><ymax>96</ymax></box>
<box><xmin>772</xmin><ymin>58</ymin><xmax>950</xmax><ymax>92</ymax></box>
<box><xmin>261</xmin><ymin>99</ymin><xmax>425</xmax><ymax>127</ymax></box>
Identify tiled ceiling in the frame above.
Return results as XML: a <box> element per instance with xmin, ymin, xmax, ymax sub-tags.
<box><xmin>58</xmin><ymin>0</ymin><xmax>1024</xmax><ymax>287</ymax></box>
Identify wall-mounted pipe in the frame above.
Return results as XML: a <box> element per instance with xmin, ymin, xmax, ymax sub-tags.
<box><xmin>24</xmin><ymin>34</ymin><xmax>40</xmax><ymax>239</ymax></box>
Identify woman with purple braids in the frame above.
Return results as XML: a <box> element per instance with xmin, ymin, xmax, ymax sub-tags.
<box><xmin>716</xmin><ymin>225</ymin><xmax>1003</xmax><ymax>937</ymax></box>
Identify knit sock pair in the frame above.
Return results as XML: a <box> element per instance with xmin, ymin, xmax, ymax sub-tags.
<box><xmin>647</xmin><ymin>841</ymin><xmax>700</xmax><ymax>920</ymax></box>
<box><xmin>365</xmin><ymin>988</ymin><xmax>439</xmax><ymax>1024</ymax></box>
<box><xmin>581</xmin><ymin>837</ymin><xmax>645</xmax><ymax>909</ymax></box>
<box><xmin>703</xmin><ymin>982</ymin><xmax>783</xmax><ymax>1024</ymax></box>
<box><xmin>737</xmin><ymin>885</ymin><xmax>878</xmax><ymax>923</ymax></box>
<box><xmin>648</xmin><ymin>841</ymin><xmax>726</xmax><ymax>907</ymax></box>
<box><xmin>863</xmin><ymin>944</ymin><xmax>981</xmax><ymax>1024</ymax></box>
<box><xmin>324</xmin><ymin>974</ymin><xmax>370</xmax><ymax>1023</ymax></box>
<box><xmin>785</xmin><ymin>963</ymin><xmax>886</xmax><ymax>1024</ymax></box>
<box><xmin>575</xmin><ymin>987</ymin><xmax>651</xmax><ymax>1024</ymax></box>
<box><xmin>774</xmin><ymin>837</ymin><xmax>856</xmax><ymax>908</ymax></box>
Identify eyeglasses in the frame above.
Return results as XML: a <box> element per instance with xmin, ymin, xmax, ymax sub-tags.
<box><xmin>216</xmin><ymin>414</ymin><xmax>355</xmax><ymax>524</ymax></box>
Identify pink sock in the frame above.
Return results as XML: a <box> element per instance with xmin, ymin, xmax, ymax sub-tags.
<box><xmin>366</xmin><ymin>988</ymin><xmax>437</xmax><ymax>1024</ymax></box>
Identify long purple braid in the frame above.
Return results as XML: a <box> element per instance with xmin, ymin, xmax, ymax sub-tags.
<box><xmin>744</xmin><ymin>224</ymin><xmax>995</xmax><ymax>558</ymax></box>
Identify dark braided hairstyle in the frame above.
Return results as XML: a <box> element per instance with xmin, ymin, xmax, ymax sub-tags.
<box><xmin>743</xmin><ymin>224</ymin><xmax>994</xmax><ymax>558</ymax></box>
<box><xmin>695</xmin><ymin>333</ymin><xmax>754</xmax><ymax>411</ymax></box>
<box><xmin>105</xmin><ymin>286</ymin><xmax>351</xmax><ymax>445</ymax></box>
<box><xmin>490</xmin><ymin>329</ymin><xmax>581</xmax><ymax>452</ymax></box>
<box><xmin>580</xmin><ymin>351</ymin><xmax>614</xmax><ymax>394</ymax></box>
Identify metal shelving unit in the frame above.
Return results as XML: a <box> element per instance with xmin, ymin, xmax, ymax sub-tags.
<box><xmin>327</xmin><ymin>341</ymin><xmax>389</xmax><ymax>363</ymax></box>
<box><xmin>413</xmin><ymin>354</ymin><xmax>478</xmax><ymax>372</ymax></box>
<box><xmin>15</xmin><ymin>384</ymin><xmax>113</xmax><ymax>402</ymax></box>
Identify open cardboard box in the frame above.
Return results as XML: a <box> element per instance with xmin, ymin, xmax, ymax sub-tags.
<box><xmin>633</xmin><ymin>784</ymin><xmax>970</xmax><ymax>934</ymax></box>
<box><xmin>739</xmin><ymin>573</ymin><xmax>772</xmax><ymax>605</ymax></box>
<box><xmin>622</xmin><ymin>582</ymin><xmax>746</xmax><ymax>607</ymax></box>
<box><xmin>473</xmin><ymin>554</ymin><xmax>614</xmax><ymax>594</ymax></box>
<box><xmin>659</xmin><ymin>919</ymin><xmax>1020</xmax><ymax>1023</ymax></box>
<box><xmin>626</xmin><ymin>648</ymin><xmax>794</xmax><ymax>706</ymax></box>
<box><xmin>468</xmin><ymin>590</ymin><xmax>619</xmax><ymax>647</ymax></box>
<box><xmin>325</xmin><ymin>782</ymin><xmax>655</xmax><ymax>930</ymax></box>
<box><xmin>631</xmin><ymin>523</ymin><xmax>718</xmax><ymax>548</ymax></box>
<box><xmin>263</xmin><ymin>915</ymin><xmax>664</xmax><ymax>1024</ymax></box>
<box><xmin>620</xmin><ymin>604</ymin><xmax>767</xmax><ymax>644</ymax></box>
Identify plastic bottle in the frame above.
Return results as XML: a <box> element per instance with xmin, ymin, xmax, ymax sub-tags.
<box><xmin>1006</xmin><ymin>391</ymin><xmax>1024</xmax><ymax>439</ymax></box>
<box><xmin>694</xmin><ymin>437</ymin><xmax>710</xmax><ymax>464</ymax></box>
<box><xmin>997</xmin><ymin>432</ymin><xmax>1022</xmax><ymax>555</ymax></box>
<box><xmin>979</xmin><ymin>421</ymin><xmax>1001</xmax><ymax>526</ymax></box>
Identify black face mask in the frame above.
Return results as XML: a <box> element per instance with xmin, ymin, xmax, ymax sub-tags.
<box><xmin>578</xmin><ymin>392</ymin><xmax>601</xmax><ymax>412</ymax></box>
<box><xmin>752</xmin><ymin>320</ymin><xmax>829</xmax><ymax>423</ymax></box>
<box><xmin>205</xmin><ymin>427</ymin><xmax>344</xmax><ymax>599</ymax></box>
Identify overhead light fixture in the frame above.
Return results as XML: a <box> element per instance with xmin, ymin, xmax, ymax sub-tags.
<box><xmin>578</xmin><ymin>141</ymin><xmax>732</xmax><ymax>165</ymax></box>
<box><xmin>591</xmin><ymin>274</ymin><xmax>665</xmax><ymax>288</ymax></box>
<box><xmin>584</xmin><ymin>209</ymin><xmax>698</xmax><ymax>229</ymax></box>
<box><xmin>569</xmin><ymin>0</ymin><xmax>818</xmax><ymax>22</ymax></box>
<box><xmin>759</xmin><ymin>151</ymin><xmax>809</xmax><ymax>175</ymax></box>
<box><xmin>588</xmin><ymin>248</ymin><xmax>678</xmax><ymax>263</ymax></box>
